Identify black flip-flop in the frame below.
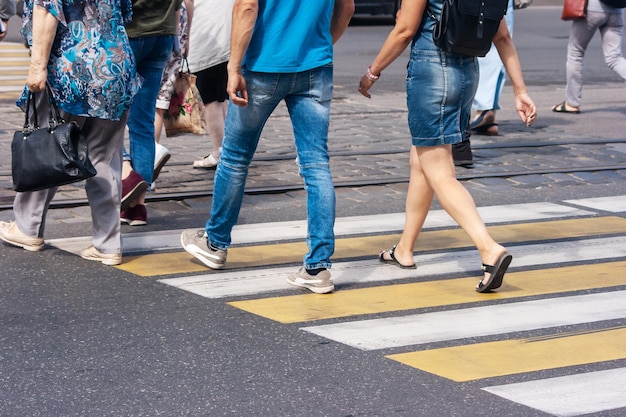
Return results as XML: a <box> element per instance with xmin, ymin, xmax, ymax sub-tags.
<box><xmin>476</xmin><ymin>252</ymin><xmax>512</xmax><ymax>293</ymax></box>
<box><xmin>470</xmin><ymin>110</ymin><xmax>495</xmax><ymax>130</ymax></box>
<box><xmin>379</xmin><ymin>245</ymin><xmax>416</xmax><ymax>269</ymax></box>
<box><xmin>471</xmin><ymin>122</ymin><xmax>498</xmax><ymax>136</ymax></box>
<box><xmin>551</xmin><ymin>101</ymin><xmax>580</xmax><ymax>114</ymax></box>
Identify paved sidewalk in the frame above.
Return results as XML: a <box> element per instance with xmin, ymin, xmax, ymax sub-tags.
<box><xmin>1</xmin><ymin>52</ymin><xmax>626</xmax><ymax>229</ymax></box>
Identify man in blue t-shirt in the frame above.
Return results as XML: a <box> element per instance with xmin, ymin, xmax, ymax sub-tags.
<box><xmin>181</xmin><ymin>0</ymin><xmax>354</xmax><ymax>294</ymax></box>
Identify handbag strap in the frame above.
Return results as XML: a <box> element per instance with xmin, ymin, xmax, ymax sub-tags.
<box><xmin>180</xmin><ymin>56</ymin><xmax>191</xmax><ymax>74</ymax></box>
<box><xmin>23</xmin><ymin>91</ymin><xmax>38</xmax><ymax>132</ymax></box>
<box><xmin>45</xmin><ymin>83</ymin><xmax>65</xmax><ymax>129</ymax></box>
<box><xmin>23</xmin><ymin>84</ymin><xmax>65</xmax><ymax>134</ymax></box>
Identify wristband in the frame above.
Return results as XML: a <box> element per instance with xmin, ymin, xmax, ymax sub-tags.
<box><xmin>365</xmin><ymin>66</ymin><xmax>380</xmax><ymax>82</ymax></box>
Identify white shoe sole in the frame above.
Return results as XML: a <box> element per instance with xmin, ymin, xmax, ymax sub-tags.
<box><xmin>180</xmin><ymin>237</ymin><xmax>225</xmax><ymax>270</ymax></box>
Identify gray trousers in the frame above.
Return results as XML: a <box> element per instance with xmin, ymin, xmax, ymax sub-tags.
<box><xmin>566</xmin><ymin>10</ymin><xmax>626</xmax><ymax>107</ymax></box>
<box><xmin>13</xmin><ymin>94</ymin><xmax>127</xmax><ymax>254</ymax></box>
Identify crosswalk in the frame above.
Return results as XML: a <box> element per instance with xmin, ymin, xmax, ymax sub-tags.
<box><xmin>46</xmin><ymin>194</ymin><xmax>626</xmax><ymax>416</ymax></box>
<box><xmin>0</xmin><ymin>42</ymin><xmax>28</xmax><ymax>101</ymax></box>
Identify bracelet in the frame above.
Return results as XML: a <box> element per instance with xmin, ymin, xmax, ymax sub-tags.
<box><xmin>365</xmin><ymin>66</ymin><xmax>380</xmax><ymax>82</ymax></box>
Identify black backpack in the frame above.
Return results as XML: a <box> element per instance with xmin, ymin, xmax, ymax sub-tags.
<box><xmin>599</xmin><ymin>0</ymin><xmax>626</xmax><ymax>8</ymax></box>
<box><xmin>428</xmin><ymin>0</ymin><xmax>509</xmax><ymax>57</ymax></box>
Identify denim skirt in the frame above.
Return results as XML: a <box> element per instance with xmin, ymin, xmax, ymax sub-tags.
<box><xmin>406</xmin><ymin>48</ymin><xmax>479</xmax><ymax>147</ymax></box>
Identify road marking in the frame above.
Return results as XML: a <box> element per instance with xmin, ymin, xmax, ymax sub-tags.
<box><xmin>160</xmin><ymin>235</ymin><xmax>626</xmax><ymax>299</ymax></box>
<box><xmin>121</xmin><ymin>215</ymin><xmax>626</xmax><ymax>277</ymax></box>
<box><xmin>566</xmin><ymin>195</ymin><xmax>626</xmax><ymax>213</ymax></box>
<box><xmin>231</xmin><ymin>263</ymin><xmax>626</xmax><ymax>323</ymax></box>
<box><xmin>300</xmin><ymin>289</ymin><xmax>626</xmax><ymax>348</ymax></box>
<box><xmin>47</xmin><ymin>201</ymin><xmax>596</xmax><ymax>256</ymax></box>
<box><xmin>386</xmin><ymin>326</ymin><xmax>626</xmax><ymax>382</ymax></box>
<box><xmin>0</xmin><ymin>42</ymin><xmax>29</xmax><ymax>99</ymax></box>
<box><xmin>483</xmin><ymin>368</ymin><xmax>626</xmax><ymax>417</ymax></box>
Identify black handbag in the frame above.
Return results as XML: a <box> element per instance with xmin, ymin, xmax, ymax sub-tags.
<box><xmin>428</xmin><ymin>0</ymin><xmax>509</xmax><ymax>57</ymax></box>
<box><xmin>11</xmin><ymin>87</ymin><xmax>97</xmax><ymax>192</ymax></box>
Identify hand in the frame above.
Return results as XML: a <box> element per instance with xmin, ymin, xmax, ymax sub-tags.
<box><xmin>358</xmin><ymin>75</ymin><xmax>374</xmax><ymax>99</ymax></box>
<box><xmin>26</xmin><ymin>63</ymin><xmax>48</xmax><ymax>93</ymax></box>
<box><xmin>514</xmin><ymin>92</ymin><xmax>537</xmax><ymax>127</ymax></box>
<box><xmin>227</xmin><ymin>72</ymin><xmax>248</xmax><ymax>107</ymax></box>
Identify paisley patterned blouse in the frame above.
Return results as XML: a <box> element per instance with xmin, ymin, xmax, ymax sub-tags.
<box><xmin>18</xmin><ymin>0</ymin><xmax>141</xmax><ymax>121</ymax></box>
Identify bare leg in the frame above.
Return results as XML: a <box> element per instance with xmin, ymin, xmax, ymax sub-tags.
<box><xmin>416</xmin><ymin>145</ymin><xmax>507</xmax><ymax>280</ymax></box>
<box><xmin>383</xmin><ymin>146</ymin><xmax>434</xmax><ymax>266</ymax></box>
<box><xmin>202</xmin><ymin>100</ymin><xmax>227</xmax><ymax>159</ymax></box>
<box><xmin>154</xmin><ymin>108</ymin><xmax>165</xmax><ymax>144</ymax></box>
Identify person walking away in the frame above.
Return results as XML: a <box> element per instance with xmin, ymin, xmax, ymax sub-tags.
<box><xmin>358</xmin><ymin>0</ymin><xmax>537</xmax><ymax>292</ymax></box>
<box><xmin>180</xmin><ymin>0</ymin><xmax>355</xmax><ymax>294</ymax></box>
<box><xmin>0</xmin><ymin>0</ymin><xmax>140</xmax><ymax>265</ymax></box>
<box><xmin>453</xmin><ymin>0</ymin><xmax>514</xmax><ymax>167</ymax></box>
<box><xmin>151</xmin><ymin>0</ymin><xmax>194</xmax><ymax>193</ymax></box>
<box><xmin>187</xmin><ymin>0</ymin><xmax>235</xmax><ymax>170</ymax></box>
<box><xmin>552</xmin><ymin>0</ymin><xmax>626</xmax><ymax>114</ymax></box>
<box><xmin>470</xmin><ymin>0</ymin><xmax>515</xmax><ymax>136</ymax></box>
<box><xmin>120</xmin><ymin>0</ymin><xmax>181</xmax><ymax>226</ymax></box>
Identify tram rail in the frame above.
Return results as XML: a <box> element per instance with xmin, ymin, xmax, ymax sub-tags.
<box><xmin>1</xmin><ymin>137</ymin><xmax>625</xmax><ymax>211</ymax></box>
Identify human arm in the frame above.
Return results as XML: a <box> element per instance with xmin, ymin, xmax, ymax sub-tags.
<box><xmin>183</xmin><ymin>0</ymin><xmax>193</xmax><ymax>56</ymax></box>
<box><xmin>27</xmin><ymin>4</ymin><xmax>58</xmax><ymax>92</ymax></box>
<box><xmin>358</xmin><ymin>0</ymin><xmax>426</xmax><ymax>98</ymax></box>
<box><xmin>331</xmin><ymin>0</ymin><xmax>354</xmax><ymax>44</ymax></box>
<box><xmin>226</xmin><ymin>0</ymin><xmax>258</xmax><ymax>107</ymax></box>
<box><xmin>493</xmin><ymin>19</ymin><xmax>537</xmax><ymax>126</ymax></box>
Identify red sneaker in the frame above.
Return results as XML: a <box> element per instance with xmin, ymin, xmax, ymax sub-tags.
<box><xmin>120</xmin><ymin>204</ymin><xmax>147</xmax><ymax>226</ymax></box>
<box><xmin>121</xmin><ymin>170</ymin><xmax>148</xmax><ymax>211</ymax></box>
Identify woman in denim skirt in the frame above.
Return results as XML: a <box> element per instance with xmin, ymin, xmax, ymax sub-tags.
<box><xmin>358</xmin><ymin>0</ymin><xmax>537</xmax><ymax>292</ymax></box>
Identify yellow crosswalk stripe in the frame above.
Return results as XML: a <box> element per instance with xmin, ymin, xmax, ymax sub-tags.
<box><xmin>227</xmin><ymin>261</ymin><xmax>626</xmax><ymax>323</ymax></box>
<box><xmin>116</xmin><ymin>216</ymin><xmax>626</xmax><ymax>276</ymax></box>
<box><xmin>0</xmin><ymin>93</ymin><xmax>21</xmax><ymax>101</ymax></box>
<box><xmin>387</xmin><ymin>326</ymin><xmax>626</xmax><ymax>382</ymax></box>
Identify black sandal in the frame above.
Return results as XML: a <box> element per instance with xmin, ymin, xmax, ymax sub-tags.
<box><xmin>551</xmin><ymin>101</ymin><xmax>580</xmax><ymax>114</ymax></box>
<box><xmin>476</xmin><ymin>252</ymin><xmax>512</xmax><ymax>293</ymax></box>
<box><xmin>379</xmin><ymin>245</ymin><xmax>416</xmax><ymax>269</ymax></box>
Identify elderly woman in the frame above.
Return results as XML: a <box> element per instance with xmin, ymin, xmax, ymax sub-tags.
<box><xmin>360</xmin><ymin>0</ymin><xmax>537</xmax><ymax>292</ymax></box>
<box><xmin>0</xmin><ymin>0</ymin><xmax>140</xmax><ymax>265</ymax></box>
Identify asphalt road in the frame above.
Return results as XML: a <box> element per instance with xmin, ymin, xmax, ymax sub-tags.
<box><xmin>1</xmin><ymin>4</ymin><xmax>626</xmax><ymax>417</ymax></box>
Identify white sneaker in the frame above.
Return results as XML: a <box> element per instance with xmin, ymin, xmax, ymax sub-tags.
<box><xmin>180</xmin><ymin>229</ymin><xmax>227</xmax><ymax>269</ymax></box>
<box><xmin>80</xmin><ymin>245</ymin><xmax>122</xmax><ymax>266</ymax></box>
<box><xmin>0</xmin><ymin>221</ymin><xmax>44</xmax><ymax>251</ymax></box>
<box><xmin>287</xmin><ymin>267</ymin><xmax>334</xmax><ymax>294</ymax></box>
<box><xmin>153</xmin><ymin>143</ymin><xmax>171</xmax><ymax>182</ymax></box>
<box><xmin>193</xmin><ymin>154</ymin><xmax>218</xmax><ymax>169</ymax></box>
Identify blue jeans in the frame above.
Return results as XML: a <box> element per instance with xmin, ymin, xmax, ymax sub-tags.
<box><xmin>124</xmin><ymin>35</ymin><xmax>175</xmax><ymax>184</ymax></box>
<box><xmin>206</xmin><ymin>65</ymin><xmax>336</xmax><ymax>270</ymax></box>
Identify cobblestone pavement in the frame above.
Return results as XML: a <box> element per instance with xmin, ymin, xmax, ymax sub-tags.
<box><xmin>1</xmin><ymin>37</ymin><xmax>626</xmax><ymax>227</ymax></box>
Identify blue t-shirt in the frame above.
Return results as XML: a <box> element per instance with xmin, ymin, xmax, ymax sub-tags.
<box><xmin>244</xmin><ymin>0</ymin><xmax>334</xmax><ymax>73</ymax></box>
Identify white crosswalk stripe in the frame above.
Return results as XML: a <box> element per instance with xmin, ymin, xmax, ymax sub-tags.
<box><xmin>50</xmin><ymin>194</ymin><xmax>626</xmax><ymax>416</ymax></box>
<box><xmin>159</xmin><ymin>236</ymin><xmax>626</xmax><ymax>298</ymax></box>
<box><xmin>301</xmin><ymin>290</ymin><xmax>626</xmax><ymax>350</ymax></box>
<box><xmin>483</xmin><ymin>368</ymin><xmax>626</xmax><ymax>417</ymax></box>
<box><xmin>0</xmin><ymin>42</ymin><xmax>28</xmax><ymax>99</ymax></box>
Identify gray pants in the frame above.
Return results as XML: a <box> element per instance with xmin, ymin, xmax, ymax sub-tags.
<box><xmin>13</xmin><ymin>94</ymin><xmax>127</xmax><ymax>254</ymax></box>
<box><xmin>566</xmin><ymin>10</ymin><xmax>626</xmax><ymax>107</ymax></box>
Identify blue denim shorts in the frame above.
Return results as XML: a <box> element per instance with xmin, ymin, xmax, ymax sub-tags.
<box><xmin>405</xmin><ymin>49</ymin><xmax>478</xmax><ymax>147</ymax></box>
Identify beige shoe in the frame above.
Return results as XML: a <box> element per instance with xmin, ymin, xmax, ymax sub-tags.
<box><xmin>193</xmin><ymin>153</ymin><xmax>218</xmax><ymax>169</ymax></box>
<box><xmin>80</xmin><ymin>245</ymin><xmax>122</xmax><ymax>266</ymax></box>
<box><xmin>0</xmin><ymin>221</ymin><xmax>44</xmax><ymax>251</ymax></box>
